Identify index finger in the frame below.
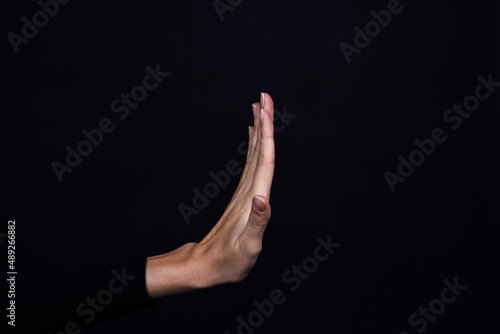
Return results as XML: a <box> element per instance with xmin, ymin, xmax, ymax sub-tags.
<box><xmin>250</xmin><ymin>93</ymin><xmax>275</xmax><ymax>199</ymax></box>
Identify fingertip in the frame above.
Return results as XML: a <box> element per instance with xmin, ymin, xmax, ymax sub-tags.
<box><xmin>243</xmin><ymin>195</ymin><xmax>271</xmax><ymax>244</ymax></box>
<box><xmin>259</xmin><ymin>107</ymin><xmax>274</xmax><ymax>137</ymax></box>
<box><xmin>252</xmin><ymin>103</ymin><xmax>258</xmax><ymax>119</ymax></box>
<box><xmin>253</xmin><ymin>195</ymin><xmax>266</xmax><ymax>214</ymax></box>
<box><xmin>262</xmin><ymin>93</ymin><xmax>274</xmax><ymax>121</ymax></box>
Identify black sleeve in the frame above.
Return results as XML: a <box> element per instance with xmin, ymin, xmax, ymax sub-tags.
<box><xmin>18</xmin><ymin>257</ymin><xmax>154</xmax><ymax>333</ymax></box>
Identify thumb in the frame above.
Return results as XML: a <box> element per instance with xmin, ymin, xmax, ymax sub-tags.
<box><xmin>240</xmin><ymin>195</ymin><xmax>271</xmax><ymax>253</ymax></box>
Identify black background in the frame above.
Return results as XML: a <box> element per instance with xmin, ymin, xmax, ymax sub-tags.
<box><xmin>2</xmin><ymin>0</ymin><xmax>499</xmax><ymax>333</ymax></box>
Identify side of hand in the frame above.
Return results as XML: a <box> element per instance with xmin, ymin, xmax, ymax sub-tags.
<box><xmin>146</xmin><ymin>93</ymin><xmax>275</xmax><ymax>299</ymax></box>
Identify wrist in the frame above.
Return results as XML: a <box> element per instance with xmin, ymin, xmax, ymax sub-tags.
<box><xmin>145</xmin><ymin>242</ymin><xmax>222</xmax><ymax>299</ymax></box>
<box><xmin>145</xmin><ymin>244</ymin><xmax>196</xmax><ymax>299</ymax></box>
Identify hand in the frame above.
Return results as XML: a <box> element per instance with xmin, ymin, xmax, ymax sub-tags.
<box><xmin>146</xmin><ymin>93</ymin><xmax>275</xmax><ymax>299</ymax></box>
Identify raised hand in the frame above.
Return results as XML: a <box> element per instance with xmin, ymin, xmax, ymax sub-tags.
<box><xmin>146</xmin><ymin>93</ymin><xmax>275</xmax><ymax>298</ymax></box>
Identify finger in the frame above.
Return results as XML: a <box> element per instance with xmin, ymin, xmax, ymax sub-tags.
<box><xmin>261</xmin><ymin>92</ymin><xmax>274</xmax><ymax>127</ymax></box>
<box><xmin>247</xmin><ymin>94</ymin><xmax>267</xmax><ymax>164</ymax></box>
<box><xmin>236</xmin><ymin>103</ymin><xmax>260</xmax><ymax>189</ymax></box>
<box><xmin>238</xmin><ymin>195</ymin><xmax>271</xmax><ymax>255</ymax></box>
<box><xmin>242</xmin><ymin>95</ymin><xmax>267</xmax><ymax>187</ymax></box>
<box><xmin>236</xmin><ymin>92</ymin><xmax>273</xmax><ymax>193</ymax></box>
<box><xmin>251</xmin><ymin>96</ymin><xmax>275</xmax><ymax>199</ymax></box>
<box><xmin>251</xmin><ymin>93</ymin><xmax>267</xmax><ymax>151</ymax></box>
<box><xmin>245</xmin><ymin>125</ymin><xmax>254</xmax><ymax>171</ymax></box>
<box><xmin>248</xmin><ymin>102</ymin><xmax>261</xmax><ymax>165</ymax></box>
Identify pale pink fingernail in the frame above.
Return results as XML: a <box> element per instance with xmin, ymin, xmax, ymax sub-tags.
<box><xmin>253</xmin><ymin>195</ymin><xmax>266</xmax><ymax>213</ymax></box>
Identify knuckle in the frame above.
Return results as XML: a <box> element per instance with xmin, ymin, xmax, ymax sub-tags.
<box><xmin>246</xmin><ymin>242</ymin><xmax>262</xmax><ymax>257</ymax></box>
<box><xmin>257</xmin><ymin>154</ymin><xmax>275</xmax><ymax>167</ymax></box>
<box><xmin>250</xmin><ymin>213</ymin><xmax>266</xmax><ymax>227</ymax></box>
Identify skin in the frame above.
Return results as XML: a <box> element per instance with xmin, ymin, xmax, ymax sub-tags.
<box><xmin>145</xmin><ymin>93</ymin><xmax>275</xmax><ymax>299</ymax></box>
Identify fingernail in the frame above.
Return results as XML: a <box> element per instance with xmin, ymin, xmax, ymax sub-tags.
<box><xmin>252</xmin><ymin>103</ymin><xmax>258</xmax><ymax>119</ymax></box>
<box><xmin>248</xmin><ymin>126</ymin><xmax>253</xmax><ymax>140</ymax></box>
<box><xmin>253</xmin><ymin>195</ymin><xmax>266</xmax><ymax>213</ymax></box>
<box><xmin>261</xmin><ymin>92</ymin><xmax>265</xmax><ymax>109</ymax></box>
